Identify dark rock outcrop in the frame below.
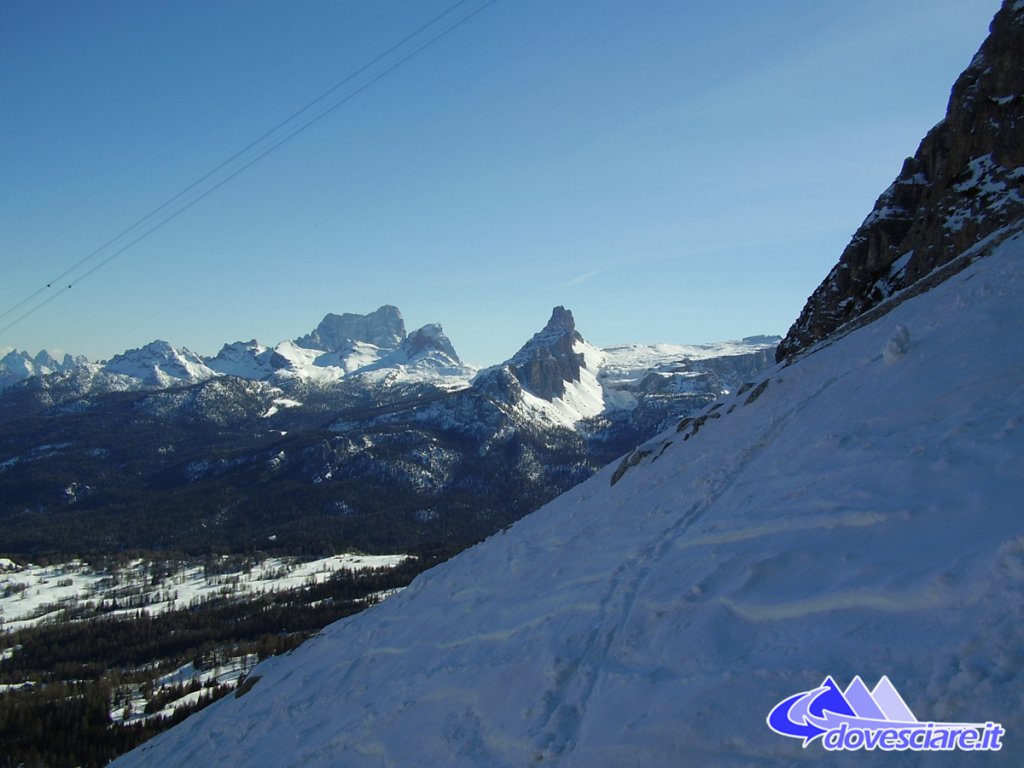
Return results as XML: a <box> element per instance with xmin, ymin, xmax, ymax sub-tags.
<box><xmin>297</xmin><ymin>305</ymin><xmax>406</xmax><ymax>352</ymax></box>
<box><xmin>778</xmin><ymin>0</ymin><xmax>1024</xmax><ymax>361</ymax></box>
<box><xmin>508</xmin><ymin>306</ymin><xmax>585</xmax><ymax>401</ymax></box>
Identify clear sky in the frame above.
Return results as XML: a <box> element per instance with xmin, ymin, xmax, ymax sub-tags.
<box><xmin>0</xmin><ymin>0</ymin><xmax>1002</xmax><ymax>367</ymax></box>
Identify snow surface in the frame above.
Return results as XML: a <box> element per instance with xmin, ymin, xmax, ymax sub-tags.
<box><xmin>205</xmin><ymin>340</ymin><xmax>274</xmax><ymax>379</ymax></box>
<box><xmin>0</xmin><ymin>347</ymin><xmax>83</xmax><ymax>389</ymax></box>
<box><xmin>113</xmin><ymin>233</ymin><xmax>1024</xmax><ymax>766</ymax></box>
<box><xmin>515</xmin><ymin>340</ymin><xmax>608</xmax><ymax>428</ymax></box>
<box><xmin>514</xmin><ymin>337</ymin><xmax>777</xmax><ymax>428</ymax></box>
<box><xmin>262</xmin><ymin>397</ymin><xmax>303</xmax><ymax>419</ymax></box>
<box><xmin>0</xmin><ymin>554</ymin><xmax>408</xmax><ymax>633</ymax></box>
<box><xmin>103</xmin><ymin>340</ymin><xmax>217</xmax><ymax>386</ymax></box>
<box><xmin>598</xmin><ymin>337</ymin><xmax>776</xmax><ymax>386</ymax></box>
<box><xmin>268</xmin><ymin>340</ymin><xmax>360</xmax><ymax>383</ymax></box>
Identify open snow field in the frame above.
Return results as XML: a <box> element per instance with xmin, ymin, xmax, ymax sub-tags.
<box><xmin>0</xmin><ymin>553</ymin><xmax>408</xmax><ymax>633</ymax></box>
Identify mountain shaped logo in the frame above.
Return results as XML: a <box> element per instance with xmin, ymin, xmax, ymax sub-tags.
<box><xmin>766</xmin><ymin>676</ymin><xmax>1004</xmax><ymax>752</ymax></box>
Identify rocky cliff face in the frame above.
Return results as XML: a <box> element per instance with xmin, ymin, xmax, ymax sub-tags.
<box><xmin>296</xmin><ymin>305</ymin><xmax>406</xmax><ymax>352</ymax></box>
<box><xmin>506</xmin><ymin>306</ymin><xmax>585</xmax><ymax>401</ymax></box>
<box><xmin>777</xmin><ymin>0</ymin><xmax>1024</xmax><ymax>361</ymax></box>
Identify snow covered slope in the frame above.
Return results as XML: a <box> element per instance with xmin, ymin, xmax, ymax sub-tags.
<box><xmin>597</xmin><ymin>337</ymin><xmax>778</xmax><ymax>408</ymax></box>
<box><xmin>209</xmin><ymin>309</ymin><xmax>477</xmax><ymax>388</ymax></box>
<box><xmin>205</xmin><ymin>339</ymin><xmax>275</xmax><ymax>379</ymax></box>
<box><xmin>102</xmin><ymin>341</ymin><xmax>217</xmax><ymax>387</ymax></box>
<box><xmin>112</xmin><ymin>228</ymin><xmax>1024</xmax><ymax>765</ymax></box>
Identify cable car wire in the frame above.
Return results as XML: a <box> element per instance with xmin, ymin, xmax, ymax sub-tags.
<box><xmin>0</xmin><ymin>0</ymin><xmax>499</xmax><ymax>336</ymax></box>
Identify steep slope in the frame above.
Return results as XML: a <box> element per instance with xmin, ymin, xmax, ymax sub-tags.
<box><xmin>473</xmin><ymin>306</ymin><xmax>606</xmax><ymax>427</ymax></box>
<box><xmin>777</xmin><ymin>0</ymin><xmax>1024</xmax><ymax>360</ymax></box>
<box><xmin>112</xmin><ymin>220</ymin><xmax>1024</xmax><ymax>768</ymax></box>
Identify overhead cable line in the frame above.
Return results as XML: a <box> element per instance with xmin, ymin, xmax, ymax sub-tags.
<box><xmin>0</xmin><ymin>0</ymin><xmax>498</xmax><ymax>335</ymax></box>
<box><xmin>0</xmin><ymin>0</ymin><xmax>474</xmax><ymax>325</ymax></box>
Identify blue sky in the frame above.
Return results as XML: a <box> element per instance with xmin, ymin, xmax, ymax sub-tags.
<box><xmin>0</xmin><ymin>0</ymin><xmax>1002</xmax><ymax>366</ymax></box>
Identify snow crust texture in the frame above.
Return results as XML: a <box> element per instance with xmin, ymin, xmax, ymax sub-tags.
<box><xmin>113</xmin><ymin>232</ymin><xmax>1024</xmax><ymax>766</ymax></box>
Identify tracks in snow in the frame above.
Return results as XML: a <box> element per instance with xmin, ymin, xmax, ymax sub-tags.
<box><xmin>530</xmin><ymin>371</ymin><xmax>846</xmax><ymax>761</ymax></box>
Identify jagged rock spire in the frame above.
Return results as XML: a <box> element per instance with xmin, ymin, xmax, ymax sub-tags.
<box><xmin>507</xmin><ymin>306</ymin><xmax>585</xmax><ymax>401</ymax></box>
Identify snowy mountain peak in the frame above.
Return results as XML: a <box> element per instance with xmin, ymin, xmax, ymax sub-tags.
<box><xmin>540</xmin><ymin>305</ymin><xmax>577</xmax><ymax>335</ymax></box>
<box><xmin>515</xmin><ymin>305</ymin><xmax>583</xmax><ymax>355</ymax></box>
<box><xmin>507</xmin><ymin>306</ymin><xmax>587</xmax><ymax>401</ymax></box>
<box><xmin>471</xmin><ymin>309</ymin><xmax>779</xmax><ymax>431</ymax></box>
<box><xmin>296</xmin><ymin>305</ymin><xmax>406</xmax><ymax>352</ymax></box>
<box><xmin>0</xmin><ymin>348</ymin><xmax>85</xmax><ymax>390</ymax></box>
<box><xmin>205</xmin><ymin>339</ymin><xmax>274</xmax><ymax>379</ymax></box>
<box><xmin>465</xmin><ymin>306</ymin><xmax>610</xmax><ymax>427</ymax></box>
<box><xmin>399</xmin><ymin>323</ymin><xmax>461</xmax><ymax>366</ymax></box>
<box><xmin>339</xmin><ymin>323</ymin><xmax>477</xmax><ymax>387</ymax></box>
<box><xmin>103</xmin><ymin>341</ymin><xmax>216</xmax><ymax>387</ymax></box>
<box><xmin>201</xmin><ymin>311</ymin><xmax>470</xmax><ymax>386</ymax></box>
<box><xmin>20</xmin><ymin>349</ymin><xmax>79</xmax><ymax>370</ymax></box>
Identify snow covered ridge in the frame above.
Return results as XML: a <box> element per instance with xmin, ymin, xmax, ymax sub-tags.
<box><xmin>506</xmin><ymin>335</ymin><xmax>778</xmax><ymax>430</ymax></box>
<box><xmin>0</xmin><ymin>306</ymin><xmax>477</xmax><ymax>393</ymax></box>
<box><xmin>104</xmin><ymin>340</ymin><xmax>217</xmax><ymax>387</ymax></box>
<box><xmin>111</xmin><ymin>225</ymin><xmax>1024</xmax><ymax>765</ymax></box>
<box><xmin>470</xmin><ymin>305</ymin><xmax>777</xmax><ymax>428</ymax></box>
<box><xmin>139</xmin><ymin>306</ymin><xmax>477</xmax><ymax>388</ymax></box>
<box><xmin>2</xmin><ymin>304</ymin><xmax>776</xmax><ymax>402</ymax></box>
<box><xmin>0</xmin><ymin>348</ymin><xmax>84</xmax><ymax>390</ymax></box>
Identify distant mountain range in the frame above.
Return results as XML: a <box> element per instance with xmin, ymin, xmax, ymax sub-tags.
<box><xmin>0</xmin><ymin>306</ymin><xmax>777</xmax><ymax>556</ymax></box>
<box><xmin>1</xmin><ymin>304</ymin><xmax>474</xmax><ymax>393</ymax></box>
<box><xmin>0</xmin><ymin>349</ymin><xmax>86</xmax><ymax>390</ymax></box>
